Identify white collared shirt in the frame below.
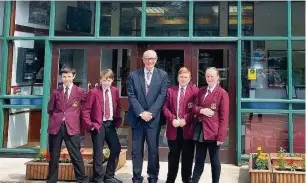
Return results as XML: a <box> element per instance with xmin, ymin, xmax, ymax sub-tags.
<box><xmin>177</xmin><ymin>85</ymin><xmax>187</xmax><ymax>119</ymax></box>
<box><xmin>204</xmin><ymin>84</ymin><xmax>217</xmax><ymax>99</ymax></box>
<box><xmin>103</xmin><ymin>87</ymin><xmax>113</xmax><ymax>121</ymax></box>
<box><xmin>144</xmin><ymin>67</ymin><xmax>154</xmax><ymax>85</ymax></box>
<box><xmin>63</xmin><ymin>84</ymin><xmax>73</xmax><ymax>99</ymax></box>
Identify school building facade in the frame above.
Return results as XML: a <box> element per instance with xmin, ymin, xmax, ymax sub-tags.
<box><xmin>0</xmin><ymin>1</ymin><xmax>305</xmax><ymax>165</ymax></box>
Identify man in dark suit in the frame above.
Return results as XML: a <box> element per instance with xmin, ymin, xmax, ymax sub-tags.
<box><xmin>47</xmin><ymin>67</ymin><xmax>89</xmax><ymax>183</ymax></box>
<box><xmin>127</xmin><ymin>50</ymin><xmax>168</xmax><ymax>183</ymax></box>
<box><xmin>82</xmin><ymin>69</ymin><xmax>122</xmax><ymax>183</ymax></box>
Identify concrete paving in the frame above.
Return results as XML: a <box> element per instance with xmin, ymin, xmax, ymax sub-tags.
<box><xmin>0</xmin><ymin>158</ymin><xmax>250</xmax><ymax>183</ymax></box>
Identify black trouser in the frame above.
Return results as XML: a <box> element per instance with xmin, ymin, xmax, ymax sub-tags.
<box><xmin>167</xmin><ymin>127</ymin><xmax>195</xmax><ymax>183</ymax></box>
<box><xmin>91</xmin><ymin>121</ymin><xmax>121</xmax><ymax>182</ymax></box>
<box><xmin>47</xmin><ymin>123</ymin><xmax>88</xmax><ymax>183</ymax></box>
<box><xmin>131</xmin><ymin>122</ymin><xmax>160</xmax><ymax>183</ymax></box>
<box><xmin>191</xmin><ymin>141</ymin><xmax>221</xmax><ymax>183</ymax></box>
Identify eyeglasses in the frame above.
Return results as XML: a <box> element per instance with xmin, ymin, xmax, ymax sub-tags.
<box><xmin>143</xmin><ymin>57</ymin><xmax>157</xmax><ymax>61</ymax></box>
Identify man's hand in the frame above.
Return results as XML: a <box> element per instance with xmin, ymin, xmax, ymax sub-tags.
<box><xmin>179</xmin><ymin>119</ymin><xmax>186</xmax><ymax>127</ymax></box>
<box><xmin>172</xmin><ymin>119</ymin><xmax>180</xmax><ymax>127</ymax></box>
<box><xmin>217</xmin><ymin>141</ymin><xmax>223</xmax><ymax>146</ymax></box>
<box><xmin>141</xmin><ymin>111</ymin><xmax>152</xmax><ymax>122</ymax></box>
<box><xmin>200</xmin><ymin>108</ymin><xmax>214</xmax><ymax>117</ymax></box>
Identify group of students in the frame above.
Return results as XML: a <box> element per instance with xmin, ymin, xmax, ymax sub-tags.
<box><xmin>46</xmin><ymin>49</ymin><xmax>229</xmax><ymax>183</ymax></box>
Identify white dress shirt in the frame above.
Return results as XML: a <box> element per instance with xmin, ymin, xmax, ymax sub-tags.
<box><xmin>204</xmin><ymin>84</ymin><xmax>217</xmax><ymax>100</ymax></box>
<box><xmin>177</xmin><ymin>85</ymin><xmax>187</xmax><ymax>119</ymax></box>
<box><xmin>103</xmin><ymin>88</ymin><xmax>113</xmax><ymax>121</ymax></box>
<box><xmin>63</xmin><ymin>84</ymin><xmax>73</xmax><ymax>99</ymax></box>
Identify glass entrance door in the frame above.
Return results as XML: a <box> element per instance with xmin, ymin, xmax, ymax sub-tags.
<box><xmin>191</xmin><ymin>43</ymin><xmax>236</xmax><ymax>164</ymax></box>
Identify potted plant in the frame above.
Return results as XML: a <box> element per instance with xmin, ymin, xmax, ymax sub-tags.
<box><xmin>25</xmin><ymin>148</ymin><xmax>109</xmax><ymax>181</ymax></box>
<box><xmin>249</xmin><ymin>146</ymin><xmax>272</xmax><ymax>183</ymax></box>
<box><xmin>270</xmin><ymin>147</ymin><xmax>305</xmax><ymax>168</ymax></box>
<box><xmin>272</xmin><ymin>147</ymin><xmax>306</xmax><ymax>183</ymax></box>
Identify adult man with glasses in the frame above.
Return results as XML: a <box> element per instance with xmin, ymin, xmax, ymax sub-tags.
<box><xmin>127</xmin><ymin>50</ymin><xmax>168</xmax><ymax>183</ymax></box>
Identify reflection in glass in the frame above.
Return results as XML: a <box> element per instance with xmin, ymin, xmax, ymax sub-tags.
<box><xmin>11</xmin><ymin>40</ymin><xmax>45</xmax><ymax>96</ymax></box>
<box><xmin>293</xmin><ymin>114</ymin><xmax>305</xmax><ymax>153</ymax></box>
<box><xmin>228</xmin><ymin>2</ymin><xmax>253</xmax><ymax>36</ymax></box>
<box><xmin>241</xmin><ymin>41</ymin><xmax>288</xmax><ymax>99</ymax></box>
<box><xmin>146</xmin><ymin>1</ymin><xmax>189</xmax><ymax>37</ymax></box>
<box><xmin>58</xmin><ymin>49</ymin><xmax>89</xmax><ymax>89</ymax></box>
<box><xmin>242</xmin><ymin>113</ymin><xmax>288</xmax><ymax>154</ymax></box>
<box><xmin>5</xmin><ymin>108</ymin><xmax>42</xmax><ymax>149</ymax></box>
<box><xmin>100</xmin><ymin>2</ymin><xmax>141</xmax><ymax>36</ymax></box>
<box><xmin>292</xmin><ymin>2</ymin><xmax>305</xmax><ymax>36</ymax></box>
<box><xmin>101</xmin><ymin>49</ymin><xmax>131</xmax><ymax>97</ymax></box>
<box><xmin>0</xmin><ymin>1</ymin><xmax>4</xmax><ymax>36</ymax></box>
<box><xmin>292</xmin><ymin>41</ymin><xmax>305</xmax><ymax>99</ymax></box>
<box><xmin>194</xmin><ymin>2</ymin><xmax>219</xmax><ymax>36</ymax></box>
<box><xmin>155</xmin><ymin>50</ymin><xmax>184</xmax><ymax>87</ymax></box>
<box><xmin>55</xmin><ymin>1</ymin><xmax>95</xmax><ymax>36</ymax></box>
<box><xmin>14</xmin><ymin>1</ymin><xmax>50</xmax><ymax>36</ymax></box>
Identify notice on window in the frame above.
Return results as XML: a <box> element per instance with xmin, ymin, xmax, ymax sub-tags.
<box><xmin>248</xmin><ymin>68</ymin><xmax>257</xmax><ymax>80</ymax></box>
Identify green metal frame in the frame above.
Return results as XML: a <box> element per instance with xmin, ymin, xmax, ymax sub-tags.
<box><xmin>0</xmin><ymin>1</ymin><xmax>304</xmax><ymax>166</ymax></box>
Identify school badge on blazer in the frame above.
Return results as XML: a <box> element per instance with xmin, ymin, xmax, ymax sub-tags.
<box><xmin>211</xmin><ymin>103</ymin><xmax>216</xmax><ymax>110</ymax></box>
<box><xmin>188</xmin><ymin>102</ymin><xmax>193</xmax><ymax>108</ymax></box>
<box><xmin>73</xmin><ymin>101</ymin><xmax>79</xmax><ymax>107</ymax></box>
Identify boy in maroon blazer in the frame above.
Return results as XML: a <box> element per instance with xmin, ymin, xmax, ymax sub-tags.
<box><xmin>82</xmin><ymin>69</ymin><xmax>122</xmax><ymax>183</ymax></box>
<box><xmin>163</xmin><ymin>67</ymin><xmax>199</xmax><ymax>183</ymax></box>
<box><xmin>47</xmin><ymin>67</ymin><xmax>89</xmax><ymax>183</ymax></box>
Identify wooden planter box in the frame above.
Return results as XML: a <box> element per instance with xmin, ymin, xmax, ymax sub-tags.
<box><xmin>273</xmin><ymin>167</ymin><xmax>306</xmax><ymax>183</ymax></box>
<box><xmin>270</xmin><ymin>153</ymin><xmax>305</xmax><ymax>168</ymax></box>
<box><xmin>249</xmin><ymin>153</ymin><xmax>272</xmax><ymax>183</ymax></box>
<box><xmin>26</xmin><ymin>149</ymin><xmax>127</xmax><ymax>180</ymax></box>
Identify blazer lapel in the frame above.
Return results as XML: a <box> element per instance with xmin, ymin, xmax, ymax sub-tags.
<box><xmin>203</xmin><ymin>86</ymin><xmax>218</xmax><ymax>106</ymax></box>
<box><xmin>148</xmin><ymin>69</ymin><xmax>158</xmax><ymax>95</ymax></box>
<box><xmin>66</xmin><ymin>85</ymin><xmax>77</xmax><ymax>107</ymax></box>
<box><xmin>183</xmin><ymin>85</ymin><xmax>192</xmax><ymax>107</ymax></box>
<box><xmin>138</xmin><ymin>69</ymin><xmax>147</xmax><ymax>96</ymax></box>
<box><xmin>111</xmin><ymin>87</ymin><xmax>116</xmax><ymax>114</ymax></box>
<box><xmin>173</xmin><ymin>86</ymin><xmax>178</xmax><ymax>115</ymax></box>
<box><xmin>59</xmin><ymin>87</ymin><xmax>65</xmax><ymax>109</ymax></box>
<box><xmin>98</xmin><ymin>87</ymin><xmax>104</xmax><ymax>116</ymax></box>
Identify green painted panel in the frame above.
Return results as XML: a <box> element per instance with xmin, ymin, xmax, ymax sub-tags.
<box><xmin>0</xmin><ymin>105</ymin><xmax>42</xmax><ymax>109</ymax></box>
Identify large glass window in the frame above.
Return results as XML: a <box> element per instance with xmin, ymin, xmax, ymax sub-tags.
<box><xmin>242</xmin><ymin>113</ymin><xmax>288</xmax><ymax>154</ymax></box>
<box><xmin>228</xmin><ymin>2</ymin><xmax>253</xmax><ymax>36</ymax></box>
<box><xmin>146</xmin><ymin>1</ymin><xmax>189</xmax><ymax>37</ymax></box>
<box><xmin>241</xmin><ymin>41</ymin><xmax>288</xmax><ymax>100</ymax></box>
<box><xmin>292</xmin><ymin>1</ymin><xmax>305</xmax><ymax>36</ymax></box>
<box><xmin>55</xmin><ymin>1</ymin><xmax>95</xmax><ymax>36</ymax></box>
<box><xmin>14</xmin><ymin>1</ymin><xmax>50</xmax><ymax>36</ymax></box>
<box><xmin>0</xmin><ymin>1</ymin><xmax>4</xmax><ymax>36</ymax></box>
<box><xmin>100</xmin><ymin>2</ymin><xmax>141</xmax><ymax>36</ymax></box>
<box><xmin>292</xmin><ymin>41</ymin><xmax>305</xmax><ymax>101</ymax></box>
<box><xmin>9</xmin><ymin>40</ymin><xmax>45</xmax><ymax>98</ymax></box>
<box><xmin>194</xmin><ymin>2</ymin><xmax>219</xmax><ymax>36</ymax></box>
<box><xmin>252</xmin><ymin>2</ymin><xmax>287</xmax><ymax>36</ymax></box>
<box><xmin>293</xmin><ymin>114</ymin><xmax>305</xmax><ymax>153</ymax></box>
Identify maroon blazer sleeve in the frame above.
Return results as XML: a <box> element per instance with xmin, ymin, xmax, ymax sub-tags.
<box><xmin>217</xmin><ymin>91</ymin><xmax>229</xmax><ymax>142</ymax></box>
<box><xmin>81</xmin><ymin>90</ymin><xmax>96</xmax><ymax>131</ymax></box>
<box><xmin>114</xmin><ymin>89</ymin><xmax>122</xmax><ymax>128</ymax></box>
<box><xmin>162</xmin><ymin>89</ymin><xmax>176</xmax><ymax>123</ymax></box>
<box><xmin>183</xmin><ymin>86</ymin><xmax>199</xmax><ymax>124</ymax></box>
<box><xmin>47</xmin><ymin>90</ymin><xmax>56</xmax><ymax>115</ymax></box>
<box><xmin>192</xmin><ymin>89</ymin><xmax>203</xmax><ymax>116</ymax></box>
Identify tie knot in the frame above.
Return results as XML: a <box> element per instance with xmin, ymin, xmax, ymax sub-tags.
<box><xmin>65</xmin><ymin>86</ymin><xmax>69</xmax><ymax>91</ymax></box>
<box><xmin>105</xmin><ymin>89</ymin><xmax>109</xmax><ymax>93</ymax></box>
<box><xmin>181</xmin><ymin>87</ymin><xmax>184</xmax><ymax>92</ymax></box>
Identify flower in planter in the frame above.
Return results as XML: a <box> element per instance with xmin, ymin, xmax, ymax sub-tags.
<box><xmin>288</xmin><ymin>159</ymin><xmax>297</xmax><ymax>171</ymax></box>
<box><xmin>253</xmin><ymin>146</ymin><xmax>269</xmax><ymax>170</ymax></box>
<box><xmin>60</xmin><ymin>153</ymin><xmax>70</xmax><ymax>163</ymax></box>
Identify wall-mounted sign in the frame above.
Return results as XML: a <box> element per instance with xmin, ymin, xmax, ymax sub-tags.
<box><xmin>248</xmin><ymin>68</ymin><xmax>257</xmax><ymax>80</ymax></box>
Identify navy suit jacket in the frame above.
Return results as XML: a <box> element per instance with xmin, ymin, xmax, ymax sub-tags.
<box><xmin>127</xmin><ymin>68</ymin><xmax>168</xmax><ymax>128</ymax></box>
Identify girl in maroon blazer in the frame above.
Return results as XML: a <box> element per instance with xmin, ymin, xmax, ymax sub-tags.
<box><xmin>191</xmin><ymin>67</ymin><xmax>229</xmax><ymax>183</ymax></box>
<box><xmin>163</xmin><ymin>67</ymin><xmax>199</xmax><ymax>183</ymax></box>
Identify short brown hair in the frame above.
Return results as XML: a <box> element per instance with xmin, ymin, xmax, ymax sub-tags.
<box><xmin>100</xmin><ymin>69</ymin><xmax>114</xmax><ymax>80</ymax></box>
<box><xmin>60</xmin><ymin>67</ymin><xmax>76</xmax><ymax>76</ymax></box>
<box><xmin>178</xmin><ymin>67</ymin><xmax>191</xmax><ymax>76</ymax></box>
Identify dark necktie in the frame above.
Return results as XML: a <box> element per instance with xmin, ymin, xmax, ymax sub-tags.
<box><xmin>64</xmin><ymin>86</ymin><xmax>69</xmax><ymax>103</ymax></box>
<box><xmin>178</xmin><ymin>87</ymin><xmax>185</xmax><ymax>118</ymax></box>
<box><xmin>104</xmin><ymin>89</ymin><xmax>110</xmax><ymax>119</ymax></box>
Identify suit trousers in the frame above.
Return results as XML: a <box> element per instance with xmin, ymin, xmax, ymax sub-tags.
<box><xmin>167</xmin><ymin>127</ymin><xmax>195</xmax><ymax>183</ymax></box>
<box><xmin>47</xmin><ymin>123</ymin><xmax>88</xmax><ymax>183</ymax></box>
<box><xmin>91</xmin><ymin>121</ymin><xmax>121</xmax><ymax>182</ymax></box>
<box><xmin>191</xmin><ymin>141</ymin><xmax>221</xmax><ymax>183</ymax></box>
<box><xmin>132</xmin><ymin>122</ymin><xmax>160</xmax><ymax>183</ymax></box>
